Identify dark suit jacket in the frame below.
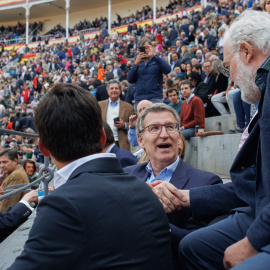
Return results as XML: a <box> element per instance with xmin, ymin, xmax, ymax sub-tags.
<box><xmin>26</xmin><ymin>117</ymin><xmax>36</xmax><ymax>133</ymax></box>
<box><xmin>0</xmin><ymin>203</ymin><xmax>32</xmax><ymax>243</ymax></box>
<box><xmin>110</xmin><ymin>144</ymin><xmax>138</xmax><ymax>168</ymax></box>
<box><xmin>189</xmin><ymin>71</ymin><xmax>270</xmax><ymax>252</ymax></box>
<box><xmin>96</xmin><ymin>83</ymin><xmax>125</xmax><ymax>102</ymax></box>
<box><xmin>205</xmin><ymin>34</ymin><xmax>217</xmax><ymax>50</ymax></box>
<box><xmin>125</xmin><ymin>160</ymin><xmax>222</xmax><ymax>238</ymax></box>
<box><xmin>194</xmin><ymin>81</ymin><xmax>209</xmax><ymax>103</ymax></box>
<box><xmin>9</xmin><ymin>157</ymin><xmax>173</xmax><ymax>270</ymax></box>
<box><xmin>99</xmin><ymin>99</ymin><xmax>134</xmax><ymax>151</ymax></box>
<box><xmin>205</xmin><ymin>71</ymin><xmax>217</xmax><ymax>95</ymax></box>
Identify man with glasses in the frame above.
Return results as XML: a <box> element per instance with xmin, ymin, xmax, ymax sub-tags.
<box><xmin>125</xmin><ymin>103</ymin><xmax>222</xmax><ymax>266</ymax></box>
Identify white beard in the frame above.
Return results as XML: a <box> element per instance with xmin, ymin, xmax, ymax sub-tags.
<box><xmin>234</xmin><ymin>54</ymin><xmax>261</xmax><ymax>104</ymax></box>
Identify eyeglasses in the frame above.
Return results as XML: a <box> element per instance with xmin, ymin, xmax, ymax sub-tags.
<box><xmin>217</xmin><ymin>50</ymin><xmax>236</xmax><ymax>78</ymax></box>
<box><xmin>140</xmin><ymin>123</ymin><xmax>179</xmax><ymax>134</ymax></box>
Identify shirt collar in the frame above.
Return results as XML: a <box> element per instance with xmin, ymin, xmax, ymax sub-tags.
<box><xmin>146</xmin><ymin>156</ymin><xmax>180</xmax><ymax>178</ymax></box>
<box><xmin>106</xmin><ymin>143</ymin><xmax>116</xmax><ymax>153</ymax></box>
<box><xmin>186</xmin><ymin>93</ymin><xmax>195</xmax><ymax>104</ymax></box>
<box><xmin>55</xmin><ymin>153</ymin><xmax>116</xmax><ymax>189</ymax></box>
<box><xmin>109</xmin><ymin>98</ymin><xmax>120</xmax><ymax>107</ymax></box>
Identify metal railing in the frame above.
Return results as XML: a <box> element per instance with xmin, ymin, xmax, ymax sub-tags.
<box><xmin>0</xmin><ymin>128</ymin><xmax>55</xmax><ymax>201</ymax></box>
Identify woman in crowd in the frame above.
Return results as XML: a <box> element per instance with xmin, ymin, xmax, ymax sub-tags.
<box><xmin>181</xmin><ymin>45</ymin><xmax>192</xmax><ymax>64</ymax></box>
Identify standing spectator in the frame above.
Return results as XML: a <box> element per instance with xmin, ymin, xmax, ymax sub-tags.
<box><xmin>98</xmin><ymin>80</ymin><xmax>134</xmax><ymax>151</ymax></box>
<box><xmin>127</xmin><ymin>38</ymin><xmax>171</xmax><ymax>109</ymax></box>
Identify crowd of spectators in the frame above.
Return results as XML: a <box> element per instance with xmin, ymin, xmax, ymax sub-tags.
<box><xmin>0</xmin><ymin>0</ymin><xmax>267</xmax><ymax>148</ymax></box>
<box><xmin>0</xmin><ymin>21</ymin><xmax>43</xmax><ymax>45</ymax></box>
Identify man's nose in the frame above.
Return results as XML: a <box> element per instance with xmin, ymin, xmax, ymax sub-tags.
<box><xmin>159</xmin><ymin>126</ymin><xmax>169</xmax><ymax>137</ymax></box>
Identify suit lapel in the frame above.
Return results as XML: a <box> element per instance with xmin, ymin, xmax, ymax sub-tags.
<box><xmin>102</xmin><ymin>100</ymin><xmax>109</xmax><ymax>121</ymax></box>
<box><xmin>119</xmin><ymin>100</ymin><xmax>126</xmax><ymax>121</ymax></box>
<box><xmin>170</xmin><ymin>160</ymin><xmax>190</xmax><ymax>189</ymax></box>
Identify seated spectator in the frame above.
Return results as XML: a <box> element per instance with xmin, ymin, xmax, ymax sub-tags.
<box><xmin>167</xmin><ymin>88</ymin><xmax>182</xmax><ymax>115</ymax></box>
<box><xmin>0</xmin><ymin>149</ymin><xmax>29</xmax><ymax>212</ymax></box>
<box><xmin>0</xmin><ymin>186</ymin><xmax>38</xmax><ymax>243</ymax></box>
<box><xmin>124</xmin><ymin>103</ymin><xmax>222</xmax><ymax>265</ymax></box>
<box><xmin>192</xmin><ymin>63</ymin><xmax>206</xmax><ymax>81</ymax></box>
<box><xmin>180</xmin><ymin>80</ymin><xmax>205</xmax><ymax>139</ymax></box>
<box><xmin>229</xmin><ymin>89</ymin><xmax>251</xmax><ymax>133</ymax></box>
<box><xmin>180</xmin><ymin>45</ymin><xmax>192</xmax><ymax>64</ymax></box>
<box><xmin>103</xmin><ymin>122</ymin><xmax>137</xmax><ymax>168</ymax></box>
<box><xmin>188</xmin><ymin>72</ymin><xmax>208</xmax><ymax>103</ymax></box>
<box><xmin>23</xmin><ymin>159</ymin><xmax>38</xmax><ymax>183</ymax></box>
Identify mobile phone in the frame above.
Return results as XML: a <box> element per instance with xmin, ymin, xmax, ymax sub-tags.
<box><xmin>113</xmin><ymin>117</ymin><xmax>120</xmax><ymax>123</ymax></box>
<box><xmin>139</xmin><ymin>46</ymin><xmax>145</xmax><ymax>53</ymax></box>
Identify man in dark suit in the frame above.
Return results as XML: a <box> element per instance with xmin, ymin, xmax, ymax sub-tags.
<box><xmin>0</xmin><ymin>187</ymin><xmax>38</xmax><ymax>243</ymax></box>
<box><xmin>159</xmin><ymin>11</ymin><xmax>270</xmax><ymax>270</ymax></box>
<box><xmin>124</xmin><ymin>103</ymin><xmax>222</xmax><ymax>265</ymax></box>
<box><xmin>99</xmin><ymin>80</ymin><xmax>134</xmax><ymax>151</ymax></box>
<box><xmin>103</xmin><ymin>122</ymin><xmax>137</xmax><ymax>168</ymax></box>
<box><xmin>8</xmin><ymin>83</ymin><xmax>173</xmax><ymax>270</ymax></box>
<box><xmin>203</xmin><ymin>28</ymin><xmax>217</xmax><ymax>51</ymax></box>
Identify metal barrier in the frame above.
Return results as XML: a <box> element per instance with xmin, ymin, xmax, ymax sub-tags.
<box><xmin>0</xmin><ymin>128</ymin><xmax>55</xmax><ymax>200</ymax></box>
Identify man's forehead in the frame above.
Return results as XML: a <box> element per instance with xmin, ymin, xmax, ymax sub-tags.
<box><xmin>0</xmin><ymin>154</ymin><xmax>11</xmax><ymax>161</ymax></box>
<box><xmin>144</xmin><ymin>111</ymin><xmax>176</xmax><ymax>124</ymax></box>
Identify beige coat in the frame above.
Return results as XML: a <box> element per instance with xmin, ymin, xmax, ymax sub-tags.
<box><xmin>0</xmin><ymin>165</ymin><xmax>29</xmax><ymax>212</ymax></box>
<box><xmin>99</xmin><ymin>99</ymin><xmax>134</xmax><ymax>151</ymax></box>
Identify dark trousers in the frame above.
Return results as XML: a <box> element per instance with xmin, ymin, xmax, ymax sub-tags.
<box><xmin>178</xmin><ymin>209</ymin><xmax>254</xmax><ymax>270</ymax></box>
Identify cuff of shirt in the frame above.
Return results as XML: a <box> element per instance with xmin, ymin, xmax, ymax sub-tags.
<box><xmin>123</xmin><ymin>123</ymin><xmax>127</xmax><ymax>130</ymax></box>
<box><xmin>19</xmin><ymin>200</ymin><xmax>34</xmax><ymax>212</ymax></box>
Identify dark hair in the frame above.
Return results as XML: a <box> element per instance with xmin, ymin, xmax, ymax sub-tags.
<box><xmin>188</xmin><ymin>71</ymin><xmax>202</xmax><ymax>84</ymax></box>
<box><xmin>105</xmin><ymin>72</ymin><xmax>114</xmax><ymax>81</ymax></box>
<box><xmin>103</xmin><ymin>122</ymin><xmax>115</xmax><ymax>147</ymax></box>
<box><xmin>138</xmin><ymin>38</ymin><xmax>152</xmax><ymax>47</ymax></box>
<box><xmin>0</xmin><ymin>148</ymin><xmax>18</xmax><ymax>161</ymax></box>
<box><xmin>192</xmin><ymin>63</ymin><xmax>202</xmax><ymax>71</ymax></box>
<box><xmin>28</xmin><ymin>112</ymin><xmax>33</xmax><ymax>117</ymax></box>
<box><xmin>34</xmin><ymin>83</ymin><xmax>103</xmax><ymax>162</ymax></box>
<box><xmin>93</xmin><ymin>79</ymin><xmax>102</xmax><ymax>88</ymax></box>
<box><xmin>167</xmin><ymin>88</ymin><xmax>179</xmax><ymax>97</ymax></box>
<box><xmin>23</xmin><ymin>159</ymin><xmax>36</xmax><ymax>174</ymax></box>
<box><xmin>179</xmin><ymin>79</ymin><xmax>193</xmax><ymax>89</ymax></box>
<box><xmin>165</xmin><ymin>78</ymin><xmax>174</xmax><ymax>89</ymax></box>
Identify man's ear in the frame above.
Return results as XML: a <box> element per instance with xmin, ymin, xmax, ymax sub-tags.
<box><xmin>99</xmin><ymin>127</ymin><xmax>107</xmax><ymax>147</ymax></box>
<box><xmin>239</xmin><ymin>42</ymin><xmax>254</xmax><ymax>64</ymax></box>
<box><xmin>38</xmin><ymin>138</ymin><xmax>51</xmax><ymax>157</ymax></box>
<box><xmin>137</xmin><ymin>134</ymin><xmax>145</xmax><ymax>149</ymax></box>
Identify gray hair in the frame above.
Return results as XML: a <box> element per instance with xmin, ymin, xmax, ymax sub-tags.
<box><xmin>224</xmin><ymin>10</ymin><xmax>270</xmax><ymax>54</ymax></box>
<box><xmin>136</xmin><ymin>103</ymin><xmax>180</xmax><ymax>135</ymax></box>
<box><xmin>106</xmin><ymin>79</ymin><xmax>122</xmax><ymax>90</ymax></box>
<box><xmin>212</xmin><ymin>59</ymin><xmax>222</xmax><ymax>74</ymax></box>
<box><xmin>121</xmin><ymin>80</ymin><xmax>130</xmax><ymax>87</ymax></box>
<box><xmin>138</xmin><ymin>38</ymin><xmax>152</xmax><ymax>47</ymax></box>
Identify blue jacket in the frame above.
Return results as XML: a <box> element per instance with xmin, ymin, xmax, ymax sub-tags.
<box><xmin>189</xmin><ymin>69</ymin><xmax>270</xmax><ymax>252</ymax></box>
<box><xmin>127</xmin><ymin>55</ymin><xmax>171</xmax><ymax>101</ymax></box>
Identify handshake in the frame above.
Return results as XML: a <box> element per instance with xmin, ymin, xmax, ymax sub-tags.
<box><xmin>148</xmin><ymin>181</ymin><xmax>190</xmax><ymax>213</ymax></box>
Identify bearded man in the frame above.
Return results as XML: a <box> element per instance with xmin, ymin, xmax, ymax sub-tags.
<box><xmin>146</xmin><ymin>11</ymin><xmax>270</xmax><ymax>270</ymax></box>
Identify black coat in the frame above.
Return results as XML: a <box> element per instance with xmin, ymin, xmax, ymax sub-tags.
<box><xmin>194</xmin><ymin>81</ymin><xmax>208</xmax><ymax>103</ymax></box>
<box><xmin>9</xmin><ymin>157</ymin><xmax>173</xmax><ymax>269</ymax></box>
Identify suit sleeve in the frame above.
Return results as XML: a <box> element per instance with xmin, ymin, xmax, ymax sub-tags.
<box><xmin>190</xmin><ymin>182</ymin><xmax>247</xmax><ymax>219</ymax></box>
<box><xmin>0</xmin><ymin>203</ymin><xmax>31</xmax><ymax>242</ymax></box>
<box><xmin>8</xmin><ymin>195</ymin><xmax>85</xmax><ymax>270</ymax></box>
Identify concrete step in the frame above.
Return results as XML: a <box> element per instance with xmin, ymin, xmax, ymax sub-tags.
<box><xmin>205</xmin><ymin>114</ymin><xmax>236</xmax><ymax>134</ymax></box>
<box><xmin>184</xmin><ymin>133</ymin><xmax>242</xmax><ymax>177</ymax></box>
